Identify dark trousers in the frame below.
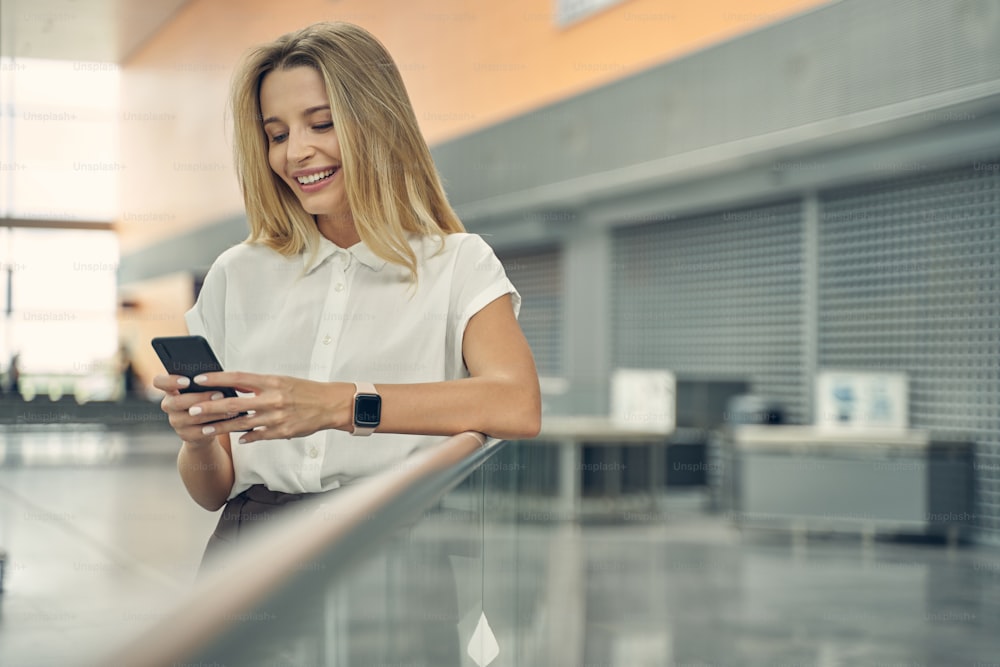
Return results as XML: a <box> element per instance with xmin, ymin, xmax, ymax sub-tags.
<box><xmin>200</xmin><ymin>484</ymin><xmax>313</xmax><ymax>571</ymax></box>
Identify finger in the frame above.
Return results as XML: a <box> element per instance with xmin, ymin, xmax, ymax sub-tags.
<box><xmin>187</xmin><ymin>395</ymin><xmax>256</xmax><ymax>418</ymax></box>
<box><xmin>165</xmin><ymin>390</ymin><xmax>226</xmax><ymax>414</ymax></box>
<box><xmin>236</xmin><ymin>425</ymin><xmax>270</xmax><ymax>445</ymax></box>
<box><xmin>152</xmin><ymin>374</ymin><xmax>191</xmax><ymax>392</ymax></box>
<box><xmin>198</xmin><ymin>413</ymin><xmax>265</xmax><ymax>439</ymax></box>
<box><xmin>168</xmin><ymin>413</ymin><xmax>216</xmax><ymax>439</ymax></box>
<box><xmin>192</xmin><ymin>371</ymin><xmax>264</xmax><ymax>392</ymax></box>
<box><xmin>168</xmin><ymin>408</ymin><xmax>247</xmax><ymax>442</ymax></box>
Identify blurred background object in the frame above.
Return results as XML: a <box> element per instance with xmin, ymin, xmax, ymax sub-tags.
<box><xmin>724</xmin><ymin>393</ymin><xmax>784</xmax><ymax>426</ymax></box>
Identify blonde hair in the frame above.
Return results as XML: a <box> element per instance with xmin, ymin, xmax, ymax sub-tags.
<box><xmin>230</xmin><ymin>22</ymin><xmax>464</xmax><ymax>279</ymax></box>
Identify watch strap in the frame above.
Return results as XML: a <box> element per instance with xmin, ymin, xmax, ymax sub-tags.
<box><xmin>352</xmin><ymin>381</ymin><xmax>379</xmax><ymax>436</ymax></box>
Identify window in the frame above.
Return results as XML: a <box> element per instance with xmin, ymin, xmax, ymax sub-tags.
<box><xmin>1</xmin><ymin>56</ymin><xmax>122</xmax><ymax>400</ymax></box>
<box><xmin>3</xmin><ymin>228</ymin><xmax>120</xmax><ymax>400</ymax></box>
<box><xmin>0</xmin><ymin>57</ymin><xmax>119</xmax><ymax>221</ymax></box>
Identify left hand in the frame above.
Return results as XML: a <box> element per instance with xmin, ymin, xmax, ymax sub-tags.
<box><xmin>184</xmin><ymin>372</ymin><xmax>351</xmax><ymax>444</ymax></box>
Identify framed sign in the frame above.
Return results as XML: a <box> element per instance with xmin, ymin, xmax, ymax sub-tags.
<box><xmin>611</xmin><ymin>368</ymin><xmax>676</xmax><ymax>433</ymax></box>
<box><xmin>816</xmin><ymin>370</ymin><xmax>908</xmax><ymax>430</ymax></box>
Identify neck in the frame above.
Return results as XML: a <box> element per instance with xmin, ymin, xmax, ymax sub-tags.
<box><xmin>316</xmin><ymin>212</ymin><xmax>360</xmax><ymax>248</ymax></box>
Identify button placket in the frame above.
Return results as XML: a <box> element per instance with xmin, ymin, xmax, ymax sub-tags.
<box><xmin>312</xmin><ymin>252</ymin><xmax>352</xmax><ymax>372</ymax></box>
<box><xmin>303</xmin><ymin>250</ymin><xmax>352</xmax><ymax>489</ymax></box>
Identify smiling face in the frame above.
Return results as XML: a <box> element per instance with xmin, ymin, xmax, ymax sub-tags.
<box><xmin>259</xmin><ymin>66</ymin><xmax>352</xmax><ymax>227</ymax></box>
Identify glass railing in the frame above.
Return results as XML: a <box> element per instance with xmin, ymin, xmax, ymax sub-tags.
<box><xmin>49</xmin><ymin>421</ymin><xmax>709</xmax><ymax>666</ymax></box>
<box><xmin>89</xmin><ymin>431</ymin><xmax>514</xmax><ymax>666</ymax></box>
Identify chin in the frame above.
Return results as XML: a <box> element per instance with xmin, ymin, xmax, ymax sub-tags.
<box><xmin>298</xmin><ymin>192</ymin><xmax>343</xmax><ymax>213</ymax></box>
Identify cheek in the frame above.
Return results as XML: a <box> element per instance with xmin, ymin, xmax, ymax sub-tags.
<box><xmin>267</xmin><ymin>144</ymin><xmax>285</xmax><ymax>178</ymax></box>
<box><xmin>329</xmin><ymin>131</ymin><xmax>342</xmax><ymax>158</ymax></box>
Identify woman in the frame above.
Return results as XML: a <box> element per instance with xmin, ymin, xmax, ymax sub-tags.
<box><xmin>155</xmin><ymin>21</ymin><xmax>538</xmax><ymax>549</ymax></box>
<box><xmin>153</xmin><ymin>20</ymin><xmax>539</xmax><ymax>664</ymax></box>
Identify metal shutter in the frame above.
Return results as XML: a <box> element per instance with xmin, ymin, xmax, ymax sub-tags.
<box><xmin>495</xmin><ymin>245</ymin><xmax>563</xmax><ymax>377</ymax></box>
<box><xmin>611</xmin><ymin>201</ymin><xmax>806</xmax><ymax>423</ymax></box>
<box><xmin>818</xmin><ymin>159</ymin><xmax>1000</xmax><ymax>542</ymax></box>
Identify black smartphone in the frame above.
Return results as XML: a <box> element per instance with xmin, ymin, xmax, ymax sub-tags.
<box><xmin>151</xmin><ymin>335</ymin><xmax>249</xmax><ymax>423</ymax></box>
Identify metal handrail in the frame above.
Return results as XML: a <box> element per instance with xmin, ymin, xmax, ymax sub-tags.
<box><xmin>95</xmin><ymin>430</ymin><xmax>502</xmax><ymax>667</ymax></box>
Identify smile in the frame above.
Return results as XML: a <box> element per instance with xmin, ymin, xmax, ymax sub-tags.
<box><xmin>296</xmin><ymin>168</ymin><xmax>337</xmax><ymax>185</ymax></box>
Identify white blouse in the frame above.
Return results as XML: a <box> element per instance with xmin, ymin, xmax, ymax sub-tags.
<box><xmin>184</xmin><ymin>232</ymin><xmax>520</xmax><ymax>499</ymax></box>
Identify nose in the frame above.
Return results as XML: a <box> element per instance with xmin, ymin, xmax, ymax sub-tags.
<box><xmin>286</xmin><ymin>127</ymin><xmax>314</xmax><ymax>164</ymax></box>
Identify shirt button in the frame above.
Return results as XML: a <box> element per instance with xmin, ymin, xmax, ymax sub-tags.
<box><xmin>309</xmin><ymin>447</ymin><xmax>319</xmax><ymax>459</ymax></box>
<box><xmin>322</xmin><ymin>334</ymin><xmax>332</xmax><ymax>345</ymax></box>
<box><xmin>334</xmin><ymin>283</ymin><xmax>345</xmax><ymax>292</ymax></box>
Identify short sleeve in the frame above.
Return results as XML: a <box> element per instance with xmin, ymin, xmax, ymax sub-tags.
<box><xmin>184</xmin><ymin>262</ymin><xmax>228</xmax><ymax>367</ymax></box>
<box><xmin>450</xmin><ymin>234</ymin><xmax>521</xmax><ymax>341</ymax></box>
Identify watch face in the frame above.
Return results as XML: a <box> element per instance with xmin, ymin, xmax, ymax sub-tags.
<box><xmin>354</xmin><ymin>394</ymin><xmax>382</xmax><ymax>427</ymax></box>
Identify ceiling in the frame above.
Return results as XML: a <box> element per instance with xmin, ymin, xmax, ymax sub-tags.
<box><xmin>0</xmin><ymin>0</ymin><xmax>191</xmax><ymax>63</ymax></box>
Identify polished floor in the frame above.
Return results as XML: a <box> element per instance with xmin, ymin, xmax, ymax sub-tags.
<box><xmin>1</xmin><ymin>426</ymin><xmax>999</xmax><ymax>666</ymax></box>
<box><xmin>0</xmin><ymin>426</ymin><xmax>218</xmax><ymax>666</ymax></box>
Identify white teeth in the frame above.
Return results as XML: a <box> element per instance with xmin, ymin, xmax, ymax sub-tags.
<box><xmin>297</xmin><ymin>168</ymin><xmax>335</xmax><ymax>185</ymax></box>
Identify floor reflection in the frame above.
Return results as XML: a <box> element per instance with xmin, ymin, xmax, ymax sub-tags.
<box><xmin>428</xmin><ymin>504</ymin><xmax>1000</xmax><ymax>666</ymax></box>
<box><xmin>0</xmin><ymin>425</ymin><xmax>176</xmax><ymax>467</ymax></box>
<box><xmin>0</xmin><ymin>427</ymin><xmax>218</xmax><ymax>667</ymax></box>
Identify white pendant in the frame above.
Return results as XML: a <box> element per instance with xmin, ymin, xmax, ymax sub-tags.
<box><xmin>467</xmin><ymin>611</ymin><xmax>500</xmax><ymax>667</ymax></box>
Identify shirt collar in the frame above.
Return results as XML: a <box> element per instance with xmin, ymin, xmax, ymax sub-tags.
<box><xmin>346</xmin><ymin>240</ymin><xmax>387</xmax><ymax>272</ymax></box>
<box><xmin>302</xmin><ymin>235</ymin><xmax>387</xmax><ymax>274</ymax></box>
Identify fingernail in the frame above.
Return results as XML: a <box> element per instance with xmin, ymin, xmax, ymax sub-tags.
<box><xmin>238</xmin><ymin>437</ymin><xmax>248</xmax><ymax>445</ymax></box>
<box><xmin>202</xmin><ymin>425</ymin><xmax>216</xmax><ymax>435</ymax></box>
<box><xmin>189</xmin><ymin>406</ymin><xmax>203</xmax><ymax>416</ymax></box>
<box><xmin>194</xmin><ymin>375</ymin><xmax>207</xmax><ymax>384</ymax></box>
<box><xmin>177</xmin><ymin>377</ymin><xmax>190</xmax><ymax>387</ymax></box>
<box><xmin>211</xmin><ymin>392</ymin><xmax>224</xmax><ymax>400</ymax></box>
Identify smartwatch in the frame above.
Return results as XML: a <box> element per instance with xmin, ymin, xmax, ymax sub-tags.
<box><xmin>352</xmin><ymin>382</ymin><xmax>381</xmax><ymax>436</ymax></box>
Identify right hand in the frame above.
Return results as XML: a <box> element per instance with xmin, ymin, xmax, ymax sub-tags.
<box><xmin>153</xmin><ymin>374</ymin><xmax>230</xmax><ymax>448</ymax></box>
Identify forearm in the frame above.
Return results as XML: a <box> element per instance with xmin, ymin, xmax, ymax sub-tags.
<box><xmin>177</xmin><ymin>435</ymin><xmax>235</xmax><ymax>511</ymax></box>
<box><xmin>366</xmin><ymin>376</ymin><xmax>541</xmax><ymax>440</ymax></box>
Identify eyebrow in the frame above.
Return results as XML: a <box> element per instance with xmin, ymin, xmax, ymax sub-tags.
<box><xmin>261</xmin><ymin>105</ymin><xmax>331</xmax><ymax>126</ymax></box>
